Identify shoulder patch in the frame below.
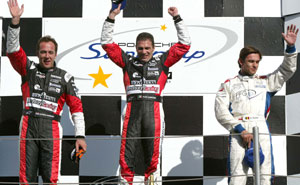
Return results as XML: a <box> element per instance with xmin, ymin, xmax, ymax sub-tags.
<box><xmin>224</xmin><ymin>76</ymin><xmax>237</xmax><ymax>83</ymax></box>
<box><xmin>30</xmin><ymin>62</ymin><xmax>36</xmax><ymax>69</ymax></box>
<box><xmin>64</xmin><ymin>73</ymin><xmax>73</xmax><ymax>82</ymax></box>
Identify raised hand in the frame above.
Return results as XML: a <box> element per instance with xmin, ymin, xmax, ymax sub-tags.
<box><xmin>7</xmin><ymin>0</ymin><xmax>24</xmax><ymax>25</ymax></box>
<box><xmin>168</xmin><ymin>7</ymin><xmax>179</xmax><ymax>17</ymax></box>
<box><xmin>108</xmin><ymin>4</ymin><xmax>121</xmax><ymax>20</ymax></box>
<box><xmin>282</xmin><ymin>24</ymin><xmax>299</xmax><ymax>46</ymax></box>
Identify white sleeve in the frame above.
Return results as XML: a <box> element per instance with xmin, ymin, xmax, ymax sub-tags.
<box><xmin>72</xmin><ymin>112</ymin><xmax>85</xmax><ymax>137</ymax></box>
<box><xmin>266</xmin><ymin>51</ymin><xmax>297</xmax><ymax>92</ymax></box>
<box><xmin>100</xmin><ymin>21</ymin><xmax>114</xmax><ymax>45</ymax></box>
<box><xmin>7</xmin><ymin>26</ymin><xmax>20</xmax><ymax>53</ymax></box>
<box><xmin>175</xmin><ymin>20</ymin><xmax>191</xmax><ymax>46</ymax></box>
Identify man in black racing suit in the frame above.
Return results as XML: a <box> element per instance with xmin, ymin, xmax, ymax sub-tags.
<box><xmin>101</xmin><ymin>5</ymin><xmax>191</xmax><ymax>185</ymax></box>
<box><xmin>6</xmin><ymin>1</ymin><xmax>87</xmax><ymax>184</ymax></box>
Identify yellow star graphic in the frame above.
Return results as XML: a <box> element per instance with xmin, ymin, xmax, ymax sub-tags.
<box><xmin>88</xmin><ymin>66</ymin><xmax>112</xmax><ymax>88</ymax></box>
<box><xmin>161</xmin><ymin>24</ymin><xmax>167</xmax><ymax>31</ymax></box>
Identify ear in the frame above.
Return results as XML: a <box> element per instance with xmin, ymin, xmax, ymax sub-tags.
<box><xmin>238</xmin><ymin>59</ymin><xmax>244</xmax><ymax>67</ymax></box>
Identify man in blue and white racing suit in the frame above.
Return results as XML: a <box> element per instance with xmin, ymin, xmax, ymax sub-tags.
<box><xmin>215</xmin><ymin>24</ymin><xmax>298</xmax><ymax>185</ymax></box>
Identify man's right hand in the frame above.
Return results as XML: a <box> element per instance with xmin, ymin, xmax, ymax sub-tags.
<box><xmin>7</xmin><ymin>0</ymin><xmax>24</xmax><ymax>25</ymax></box>
<box><xmin>108</xmin><ymin>4</ymin><xmax>121</xmax><ymax>20</ymax></box>
<box><xmin>241</xmin><ymin>130</ymin><xmax>253</xmax><ymax>148</ymax></box>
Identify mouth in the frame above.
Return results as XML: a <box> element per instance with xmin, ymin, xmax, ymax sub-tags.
<box><xmin>42</xmin><ymin>59</ymin><xmax>52</xmax><ymax>66</ymax></box>
<box><xmin>139</xmin><ymin>55</ymin><xmax>149</xmax><ymax>60</ymax></box>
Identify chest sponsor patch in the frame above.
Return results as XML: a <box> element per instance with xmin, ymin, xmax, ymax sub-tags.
<box><xmin>132</xmin><ymin>72</ymin><xmax>141</xmax><ymax>78</ymax></box>
<box><xmin>36</xmin><ymin>71</ymin><xmax>45</xmax><ymax>79</ymax></box>
<box><xmin>255</xmin><ymin>85</ymin><xmax>266</xmax><ymax>88</ymax></box>
<box><xmin>148</xmin><ymin>67</ymin><xmax>159</xmax><ymax>71</ymax></box>
<box><xmin>126</xmin><ymin>84</ymin><xmax>160</xmax><ymax>95</ymax></box>
<box><xmin>34</xmin><ymin>84</ymin><xmax>42</xmax><ymax>91</ymax></box>
<box><xmin>49</xmin><ymin>82</ymin><xmax>61</xmax><ymax>88</ymax></box>
<box><xmin>48</xmin><ymin>86</ymin><xmax>61</xmax><ymax>93</ymax></box>
<box><xmin>133</xmin><ymin>61</ymin><xmax>143</xmax><ymax>67</ymax></box>
<box><xmin>147</xmin><ymin>71</ymin><xmax>160</xmax><ymax>77</ymax></box>
<box><xmin>26</xmin><ymin>97</ymin><xmax>58</xmax><ymax>112</ymax></box>
<box><xmin>148</xmin><ymin>61</ymin><xmax>157</xmax><ymax>67</ymax></box>
<box><xmin>32</xmin><ymin>92</ymin><xmax>56</xmax><ymax>102</ymax></box>
<box><xmin>50</xmin><ymin>78</ymin><xmax>61</xmax><ymax>83</ymax></box>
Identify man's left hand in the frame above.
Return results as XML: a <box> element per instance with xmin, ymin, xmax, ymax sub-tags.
<box><xmin>282</xmin><ymin>24</ymin><xmax>299</xmax><ymax>46</ymax></box>
<box><xmin>76</xmin><ymin>138</ymin><xmax>87</xmax><ymax>152</ymax></box>
<box><xmin>168</xmin><ymin>7</ymin><xmax>178</xmax><ymax>17</ymax></box>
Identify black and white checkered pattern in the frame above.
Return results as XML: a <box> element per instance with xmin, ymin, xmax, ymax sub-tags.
<box><xmin>1</xmin><ymin>0</ymin><xmax>300</xmax><ymax>184</ymax></box>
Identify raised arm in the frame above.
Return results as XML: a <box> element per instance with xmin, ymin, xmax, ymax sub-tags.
<box><xmin>101</xmin><ymin>4</ymin><xmax>122</xmax><ymax>45</ymax></box>
<box><xmin>100</xmin><ymin>4</ymin><xmax>127</xmax><ymax>68</ymax></box>
<box><xmin>265</xmin><ymin>24</ymin><xmax>298</xmax><ymax>92</ymax></box>
<box><xmin>7</xmin><ymin>0</ymin><xmax>24</xmax><ymax>54</ymax></box>
<box><xmin>168</xmin><ymin>7</ymin><xmax>191</xmax><ymax>46</ymax></box>
<box><xmin>162</xmin><ymin>7</ymin><xmax>191</xmax><ymax>68</ymax></box>
<box><xmin>6</xmin><ymin>0</ymin><xmax>28</xmax><ymax>76</ymax></box>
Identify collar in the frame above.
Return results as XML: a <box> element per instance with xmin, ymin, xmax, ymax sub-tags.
<box><xmin>237</xmin><ymin>71</ymin><xmax>258</xmax><ymax>81</ymax></box>
<box><xmin>37</xmin><ymin>62</ymin><xmax>57</xmax><ymax>73</ymax></box>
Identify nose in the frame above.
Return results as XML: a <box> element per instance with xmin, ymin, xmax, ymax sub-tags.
<box><xmin>142</xmin><ymin>49</ymin><xmax>147</xmax><ymax>54</ymax></box>
<box><xmin>45</xmin><ymin>52</ymin><xmax>50</xmax><ymax>58</ymax></box>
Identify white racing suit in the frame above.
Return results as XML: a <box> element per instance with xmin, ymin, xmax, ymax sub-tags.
<box><xmin>215</xmin><ymin>49</ymin><xmax>297</xmax><ymax>185</ymax></box>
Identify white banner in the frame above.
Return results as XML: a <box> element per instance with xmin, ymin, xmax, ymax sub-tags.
<box><xmin>0</xmin><ymin>17</ymin><xmax>243</xmax><ymax>95</ymax></box>
<box><xmin>45</xmin><ymin>18</ymin><xmax>243</xmax><ymax>94</ymax></box>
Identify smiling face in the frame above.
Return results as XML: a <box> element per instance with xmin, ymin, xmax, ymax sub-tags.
<box><xmin>38</xmin><ymin>41</ymin><xmax>57</xmax><ymax>69</ymax></box>
<box><xmin>136</xmin><ymin>39</ymin><xmax>155</xmax><ymax>62</ymax></box>
<box><xmin>239</xmin><ymin>53</ymin><xmax>261</xmax><ymax>76</ymax></box>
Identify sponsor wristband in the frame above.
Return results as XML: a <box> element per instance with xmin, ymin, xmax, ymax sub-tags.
<box><xmin>173</xmin><ymin>15</ymin><xmax>182</xmax><ymax>24</ymax></box>
<box><xmin>106</xmin><ymin>17</ymin><xmax>115</xmax><ymax>23</ymax></box>
<box><xmin>10</xmin><ymin>23</ymin><xmax>20</xmax><ymax>28</ymax></box>
<box><xmin>234</xmin><ymin>124</ymin><xmax>245</xmax><ymax>133</ymax></box>
<box><xmin>286</xmin><ymin>45</ymin><xmax>296</xmax><ymax>53</ymax></box>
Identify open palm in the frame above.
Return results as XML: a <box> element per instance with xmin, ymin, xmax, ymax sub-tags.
<box><xmin>282</xmin><ymin>24</ymin><xmax>299</xmax><ymax>46</ymax></box>
<box><xmin>7</xmin><ymin>0</ymin><xmax>24</xmax><ymax>18</ymax></box>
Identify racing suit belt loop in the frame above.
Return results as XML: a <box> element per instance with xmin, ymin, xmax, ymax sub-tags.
<box><xmin>22</xmin><ymin>109</ymin><xmax>61</xmax><ymax>122</ymax></box>
<box><xmin>126</xmin><ymin>94</ymin><xmax>162</xmax><ymax>102</ymax></box>
<box><xmin>237</xmin><ymin>115</ymin><xmax>265</xmax><ymax>122</ymax></box>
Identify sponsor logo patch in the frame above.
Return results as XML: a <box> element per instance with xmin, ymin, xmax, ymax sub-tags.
<box><xmin>126</xmin><ymin>84</ymin><xmax>160</xmax><ymax>95</ymax></box>
<box><xmin>26</xmin><ymin>97</ymin><xmax>58</xmax><ymax>112</ymax></box>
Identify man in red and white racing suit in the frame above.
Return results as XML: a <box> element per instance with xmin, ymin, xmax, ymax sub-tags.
<box><xmin>6</xmin><ymin>1</ymin><xmax>86</xmax><ymax>184</ymax></box>
<box><xmin>101</xmin><ymin>5</ymin><xmax>191</xmax><ymax>185</ymax></box>
<box><xmin>215</xmin><ymin>25</ymin><xmax>298</xmax><ymax>185</ymax></box>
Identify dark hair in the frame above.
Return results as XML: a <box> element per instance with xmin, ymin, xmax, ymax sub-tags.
<box><xmin>238</xmin><ymin>46</ymin><xmax>262</xmax><ymax>68</ymax></box>
<box><xmin>36</xmin><ymin>35</ymin><xmax>58</xmax><ymax>54</ymax></box>
<box><xmin>136</xmin><ymin>32</ymin><xmax>154</xmax><ymax>47</ymax></box>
